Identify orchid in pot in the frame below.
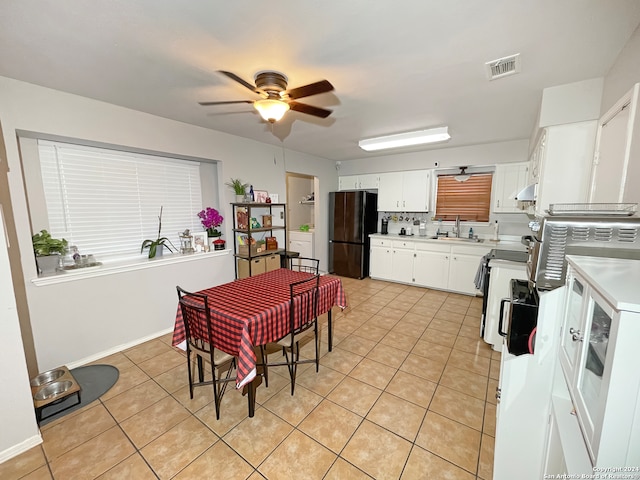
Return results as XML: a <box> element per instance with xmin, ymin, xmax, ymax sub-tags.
<box><xmin>197</xmin><ymin>207</ymin><xmax>224</xmax><ymax>238</ymax></box>
<box><xmin>141</xmin><ymin>206</ymin><xmax>176</xmax><ymax>258</ymax></box>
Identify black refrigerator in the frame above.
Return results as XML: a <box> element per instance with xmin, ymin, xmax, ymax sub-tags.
<box><xmin>329</xmin><ymin>191</ymin><xmax>378</xmax><ymax>279</ymax></box>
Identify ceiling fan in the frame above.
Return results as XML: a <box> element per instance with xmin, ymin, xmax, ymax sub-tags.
<box><xmin>199</xmin><ymin>70</ymin><xmax>334</xmax><ymax>123</ymax></box>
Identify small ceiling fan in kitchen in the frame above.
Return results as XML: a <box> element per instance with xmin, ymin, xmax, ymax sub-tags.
<box><xmin>199</xmin><ymin>70</ymin><xmax>334</xmax><ymax>123</ymax></box>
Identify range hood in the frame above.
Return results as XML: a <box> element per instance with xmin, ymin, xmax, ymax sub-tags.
<box><xmin>515</xmin><ymin>183</ymin><xmax>537</xmax><ymax>202</ymax></box>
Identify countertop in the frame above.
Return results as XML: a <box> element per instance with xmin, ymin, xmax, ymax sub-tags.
<box><xmin>369</xmin><ymin>233</ymin><xmax>526</xmax><ymax>251</ymax></box>
<box><xmin>566</xmin><ymin>255</ymin><xmax>640</xmax><ymax>313</ymax></box>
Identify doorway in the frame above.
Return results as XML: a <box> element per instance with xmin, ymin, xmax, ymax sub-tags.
<box><xmin>286</xmin><ymin>173</ymin><xmax>318</xmax><ymax>260</ymax></box>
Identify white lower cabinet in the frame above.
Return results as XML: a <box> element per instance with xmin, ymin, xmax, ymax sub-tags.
<box><xmin>369</xmin><ymin>236</ymin><xmax>487</xmax><ymax>294</ymax></box>
<box><xmin>548</xmin><ymin>256</ymin><xmax>640</xmax><ymax>472</ymax></box>
<box><xmin>414</xmin><ymin>243</ymin><xmax>449</xmax><ymax>290</ymax></box>
<box><xmin>391</xmin><ymin>240</ymin><xmax>415</xmax><ymax>283</ymax></box>
<box><xmin>448</xmin><ymin>247</ymin><xmax>487</xmax><ymax>295</ymax></box>
<box><xmin>289</xmin><ymin>231</ymin><xmax>314</xmax><ymax>259</ymax></box>
<box><xmin>369</xmin><ymin>238</ymin><xmax>393</xmax><ymax>280</ymax></box>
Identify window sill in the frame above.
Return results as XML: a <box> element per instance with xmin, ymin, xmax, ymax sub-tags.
<box><xmin>31</xmin><ymin>249</ymin><xmax>231</xmax><ymax>286</ymax></box>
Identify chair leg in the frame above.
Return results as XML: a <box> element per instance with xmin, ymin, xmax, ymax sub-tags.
<box><xmin>314</xmin><ymin>323</ymin><xmax>320</xmax><ymax>372</ymax></box>
<box><xmin>187</xmin><ymin>350</ymin><xmax>195</xmax><ymax>399</ymax></box>
<box><xmin>289</xmin><ymin>344</ymin><xmax>299</xmax><ymax>396</ymax></box>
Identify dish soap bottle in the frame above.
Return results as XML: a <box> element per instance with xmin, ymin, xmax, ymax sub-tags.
<box><xmin>468</xmin><ymin>227</ymin><xmax>474</xmax><ymax>239</ymax></box>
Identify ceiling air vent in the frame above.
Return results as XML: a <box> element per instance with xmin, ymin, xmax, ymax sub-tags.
<box><xmin>485</xmin><ymin>53</ymin><xmax>521</xmax><ymax>80</ymax></box>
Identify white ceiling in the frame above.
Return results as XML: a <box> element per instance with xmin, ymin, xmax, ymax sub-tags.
<box><xmin>1</xmin><ymin>1</ymin><xmax>640</xmax><ymax>162</ymax></box>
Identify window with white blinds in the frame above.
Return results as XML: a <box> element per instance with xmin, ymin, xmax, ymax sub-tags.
<box><xmin>38</xmin><ymin>140</ymin><xmax>203</xmax><ymax>261</ymax></box>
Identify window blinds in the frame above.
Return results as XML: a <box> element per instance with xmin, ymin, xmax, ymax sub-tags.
<box><xmin>38</xmin><ymin>140</ymin><xmax>203</xmax><ymax>261</ymax></box>
<box><xmin>435</xmin><ymin>173</ymin><xmax>493</xmax><ymax>222</ymax></box>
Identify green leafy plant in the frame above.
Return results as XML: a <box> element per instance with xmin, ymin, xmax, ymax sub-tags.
<box><xmin>32</xmin><ymin>230</ymin><xmax>68</xmax><ymax>256</ymax></box>
<box><xmin>225</xmin><ymin>178</ymin><xmax>248</xmax><ymax>195</ymax></box>
<box><xmin>141</xmin><ymin>206</ymin><xmax>176</xmax><ymax>258</ymax></box>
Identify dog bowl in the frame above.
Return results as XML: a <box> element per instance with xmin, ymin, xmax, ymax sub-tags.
<box><xmin>34</xmin><ymin>380</ymin><xmax>73</xmax><ymax>401</ymax></box>
<box><xmin>30</xmin><ymin>368</ymin><xmax>66</xmax><ymax>387</ymax></box>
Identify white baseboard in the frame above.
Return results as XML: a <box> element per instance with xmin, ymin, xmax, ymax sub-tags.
<box><xmin>66</xmin><ymin>328</ymin><xmax>174</xmax><ymax>369</ymax></box>
<box><xmin>0</xmin><ymin>434</ymin><xmax>42</xmax><ymax>464</ymax></box>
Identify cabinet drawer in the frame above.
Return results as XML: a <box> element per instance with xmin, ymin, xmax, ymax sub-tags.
<box><xmin>392</xmin><ymin>240</ymin><xmax>415</xmax><ymax>249</ymax></box>
<box><xmin>415</xmin><ymin>242</ymin><xmax>450</xmax><ymax>253</ymax></box>
<box><xmin>371</xmin><ymin>237</ymin><xmax>392</xmax><ymax>247</ymax></box>
<box><xmin>451</xmin><ymin>244</ymin><xmax>490</xmax><ymax>256</ymax></box>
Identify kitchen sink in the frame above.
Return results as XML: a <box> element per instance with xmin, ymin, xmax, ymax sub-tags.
<box><xmin>430</xmin><ymin>236</ymin><xmax>484</xmax><ymax>243</ymax></box>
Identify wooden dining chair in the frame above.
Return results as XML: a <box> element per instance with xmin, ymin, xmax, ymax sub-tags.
<box><xmin>176</xmin><ymin>286</ymin><xmax>236</xmax><ymax>420</ymax></box>
<box><xmin>260</xmin><ymin>274</ymin><xmax>321</xmax><ymax>395</ymax></box>
<box><xmin>288</xmin><ymin>256</ymin><xmax>320</xmax><ymax>274</ymax></box>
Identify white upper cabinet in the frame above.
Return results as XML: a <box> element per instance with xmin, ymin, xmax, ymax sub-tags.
<box><xmin>528</xmin><ymin>121</ymin><xmax>597</xmax><ymax>216</ymax></box>
<box><xmin>589</xmin><ymin>82</ymin><xmax>640</xmax><ymax>205</ymax></box>
<box><xmin>493</xmin><ymin>162</ymin><xmax>529</xmax><ymax>213</ymax></box>
<box><xmin>338</xmin><ymin>174</ymin><xmax>380</xmax><ymax>190</ymax></box>
<box><xmin>378</xmin><ymin>170</ymin><xmax>430</xmax><ymax>211</ymax></box>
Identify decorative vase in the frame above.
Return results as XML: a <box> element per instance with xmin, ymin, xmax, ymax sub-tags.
<box><xmin>208</xmin><ymin>236</ymin><xmax>219</xmax><ymax>250</ymax></box>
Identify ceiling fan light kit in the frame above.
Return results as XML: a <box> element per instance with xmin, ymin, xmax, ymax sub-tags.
<box><xmin>200</xmin><ymin>70</ymin><xmax>334</xmax><ymax>123</ymax></box>
<box><xmin>254</xmin><ymin>99</ymin><xmax>290</xmax><ymax>123</ymax></box>
<box><xmin>358</xmin><ymin>126</ymin><xmax>450</xmax><ymax>151</ymax></box>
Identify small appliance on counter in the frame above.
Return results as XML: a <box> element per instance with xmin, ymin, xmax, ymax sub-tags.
<box><xmin>381</xmin><ymin>217</ymin><xmax>389</xmax><ymax>234</ymax></box>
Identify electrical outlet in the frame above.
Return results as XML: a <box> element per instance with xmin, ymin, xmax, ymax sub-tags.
<box><xmin>280</xmin><ymin>211</ymin><xmax>284</xmax><ymax>219</ymax></box>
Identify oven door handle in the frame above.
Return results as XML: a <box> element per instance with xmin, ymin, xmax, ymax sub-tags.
<box><xmin>498</xmin><ymin>297</ymin><xmax>512</xmax><ymax>337</ymax></box>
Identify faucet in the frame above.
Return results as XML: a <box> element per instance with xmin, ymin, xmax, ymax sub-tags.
<box><xmin>454</xmin><ymin>215</ymin><xmax>461</xmax><ymax>238</ymax></box>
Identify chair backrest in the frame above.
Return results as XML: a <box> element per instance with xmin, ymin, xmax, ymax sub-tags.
<box><xmin>289</xmin><ymin>256</ymin><xmax>320</xmax><ymax>274</ymax></box>
<box><xmin>289</xmin><ymin>274</ymin><xmax>320</xmax><ymax>335</ymax></box>
<box><xmin>176</xmin><ymin>286</ymin><xmax>214</xmax><ymax>354</ymax></box>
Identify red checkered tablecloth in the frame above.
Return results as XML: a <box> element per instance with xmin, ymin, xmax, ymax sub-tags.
<box><xmin>172</xmin><ymin>269</ymin><xmax>347</xmax><ymax>388</ymax></box>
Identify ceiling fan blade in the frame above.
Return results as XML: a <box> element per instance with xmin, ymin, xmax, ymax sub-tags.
<box><xmin>288</xmin><ymin>101</ymin><xmax>332</xmax><ymax>118</ymax></box>
<box><xmin>199</xmin><ymin>100</ymin><xmax>254</xmax><ymax>106</ymax></box>
<box><xmin>218</xmin><ymin>71</ymin><xmax>261</xmax><ymax>94</ymax></box>
<box><xmin>286</xmin><ymin>80</ymin><xmax>334</xmax><ymax>100</ymax></box>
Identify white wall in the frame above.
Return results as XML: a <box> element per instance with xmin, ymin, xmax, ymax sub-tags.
<box><xmin>602</xmin><ymin>24</ymin><xmax>640</xmax><ymax>112</ymax></box>
<box><xmin>0</xmin><ymin>210</ymin><xmax>41</xmax><ymax>462</ymax></box>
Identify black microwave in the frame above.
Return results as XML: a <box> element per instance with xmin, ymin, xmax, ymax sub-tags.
<box><xmin>499</xmin><ymin>279</ymin><xmax>539</xmax><ymax>355</ymax></box>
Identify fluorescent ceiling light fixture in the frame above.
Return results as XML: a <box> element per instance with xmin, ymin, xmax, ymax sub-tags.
<box><xmin>359</xmin><ymin>126</ymin><xmax>450</xmax><ymax>151</ymax></box>
<box><xmin>254</xmin><ymin>99</ymin><xmax>290</xmax><ymax>123</ymax></box>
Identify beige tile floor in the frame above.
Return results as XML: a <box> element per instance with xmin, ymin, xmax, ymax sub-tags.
<box><xmin>1</xmin><ymin>276</ymin><xmax>501</xmax><ymax>480</ymax></box>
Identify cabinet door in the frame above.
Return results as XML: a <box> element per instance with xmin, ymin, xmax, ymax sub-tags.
<box><xmin>391</xmin><ymin>248</ymin><xmax>414</xmax><ymax>283</ymax></box>
<box><xmin>370</xmin><ymin>245</ymin><xmax>393</xmax><ymax>280</ymax></box>
<box><xmin>359</xmin><ymin>174</ymin><xmax>380</xmax><ymax>189</ymax></box>
<box><xmin>448</xmin><ymin>253</ymin><xmax>482</xmax><ymax>295</ymax></box>
<box><xmin>560</xmin><ymin>275</ymin><xmax>586</xmax><ymax>380</ymax></box>
<box><xmin>338</xmin><ymin>175</ymin><xmax>359</xmax><ymax>191</ymax></box>
<box><xmin>377</xmin><ymin>172</ymin><xmax>404</xmax><ymax>211</ymax></box>
<box><xmin>402</xmin><ymin>170</ymin><xmax>430</xmax><ymax>211</ymax></box>
<box><xmin>290</xmin><ymin>238</ymin><xmax>312</xmax><ymax>259</ymax></box>
<box><xmin>494</xmin><ymin>163</ymin><xmax>529</xmax><ymax>213</ymax></box>
<box><xmin>413</xmin><ymin>250</ymin><xmax>449</xmax><ymax>289</ymax></box>
<box><xmin>574</xmin><ymin>289</ymin><xmax>613</xmax><ymax>455</ymax></box>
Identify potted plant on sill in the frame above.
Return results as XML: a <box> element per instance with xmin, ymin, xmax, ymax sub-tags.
<box><xmin>225</xmin><ymin>178</ymin><xmax>248</xmax><ymax>203</ymax></box>
<box><xmin>32</xmin><ymin>229</ymin><xmax>68</xmax><ymax>274</ymax></box>
<box><xmin>141</xmin><ymin>206</ymin><xmax>176</xmax><ymax>258</ymax></box>
<box><xmin>197</xmin><ymin>207</ymin><xmax>224</xmax><ymax>249</ymax></box>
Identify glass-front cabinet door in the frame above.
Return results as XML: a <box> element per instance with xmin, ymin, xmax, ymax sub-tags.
<box><xmin>574</xmin><ymin>288</ymin><xmax>614</xmax><ymax>460</ymax></box>
<box><xmin>560</xmin><ymin>274</ymin><xmax>586</xmax><ymax>378</ymax></box>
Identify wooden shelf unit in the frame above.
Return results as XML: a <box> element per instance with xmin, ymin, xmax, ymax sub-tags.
<box><xmin>232</xmin><ymin>202</ymin><xmax>287</xmax><ymax>279</ymax></box>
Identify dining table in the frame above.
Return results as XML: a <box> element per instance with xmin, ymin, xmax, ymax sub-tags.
<box><xmin>172</xmin><ymin>268</ymin><xmax>347</xmax><ymax>415</ymax></box>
